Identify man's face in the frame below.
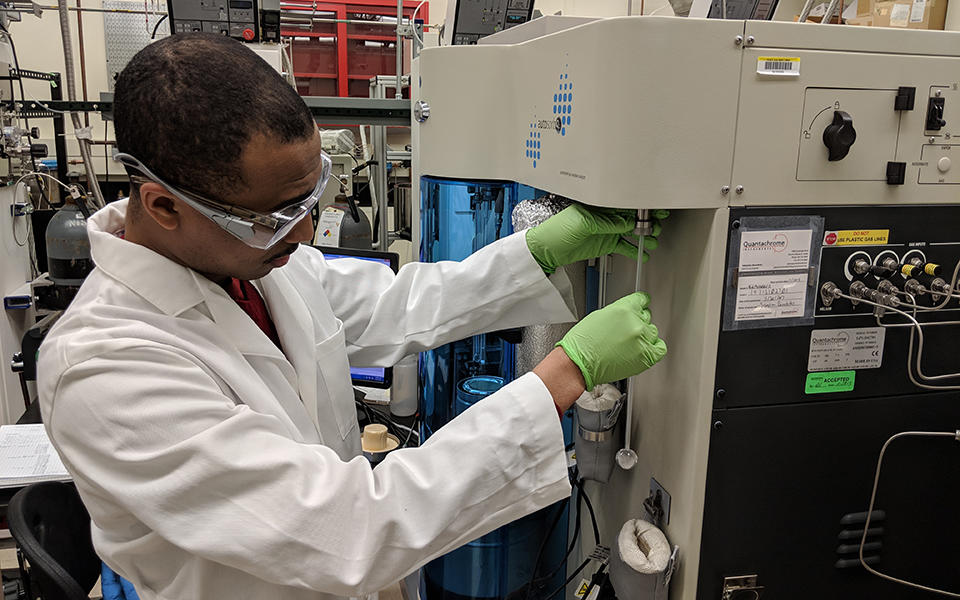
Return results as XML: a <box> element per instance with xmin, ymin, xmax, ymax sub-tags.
<box><xmin>176</xmin><ymin>131</ymin><xmax>325</xmax><ymax>282</ymax></box>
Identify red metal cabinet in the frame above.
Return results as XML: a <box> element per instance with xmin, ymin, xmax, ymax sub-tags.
<box><xmin>281</xmin><ymin>0</ymin><xmax>427</xmax><ymax>97</ymax></box>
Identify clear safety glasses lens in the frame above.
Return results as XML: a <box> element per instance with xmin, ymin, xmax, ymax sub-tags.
<box><xmin>116</xmin><ymin>152</ymin><xmax>332</xmax><ymax>250</ymax></box>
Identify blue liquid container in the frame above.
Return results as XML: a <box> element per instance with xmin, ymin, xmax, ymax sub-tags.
<box><xmin>420</xmin><ymin>177</ymin><xmax>569</xmax><ymax>600</ymax></box>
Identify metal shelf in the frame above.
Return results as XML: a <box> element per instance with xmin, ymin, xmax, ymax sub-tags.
<box><xmin>8</xmin><ymin>95</ymin><xmax>411</xmax><ymax>127</ymax></box>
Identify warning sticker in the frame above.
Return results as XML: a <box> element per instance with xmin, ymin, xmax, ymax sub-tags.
<box><xmin>823</xmin><ymin>229</ymin><xmax>890</xmax><ymax>246</ymax></box>
<box><xmin>757</xmin><ymin>56</ymin><xmax>801</xmax><ymax>77</ymax></box>
<box><xmin>315</xmin><ymin>207</ymin><xmax>345</xmax><ymax>247</ymax></box>
<box><xmin>574</xmin><ymin>580</ymin><xmax>600</xmax><ymax>600</ymax></box>
<box><xmin>808</xmin><ymin>327</ymin><xmax>885</xmax><ymax>372</ymax></box>
<box><xmin>805</xmin><ymin>371</ymin><xmax>856</xmax><ymax>394</ymax></box>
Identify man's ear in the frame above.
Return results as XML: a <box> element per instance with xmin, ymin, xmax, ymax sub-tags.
<box><xmin>136</xmin><ymin>182</ymin><xmax>180</xmax><ymax>231</ymax></box>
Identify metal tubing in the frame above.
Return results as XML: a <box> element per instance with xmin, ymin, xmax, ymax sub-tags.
<box><xmin>57</xmin><ymin>0</ymin><xmax>105</xmax><ymax>208</ymax></box>
<box><xmin>50</xmin><ymin>74</ymin><xmax>68</xmax><ymax>186</ymax></box>
<box><xmin>798</xmin><ymin>0</ymin><xmax>816</xmax><ymax>21</ymax></box>
<box><xmin>395</xmin><ymin>0</ymin><xmax>402</xmax><ymax>99</ymax></box>
<box><xmin>76</xmin><ymin>0</ymin><xmax>89</xmax><ymax>127</ymax></box>
<box><xmin>374</xmin><ymin>125</ymin><xmax>389</xmax><ymax>251</ymax></box>
<box><xmin>822</xmin><ymin>0</ymin><xmax>841</xmax><ymax>23</ymax></box>
<box><xmin>12</xmin><ymin>3</ymin><xmax>166</xmax><ymax>14</ymax></box>
<box><xmin>279</xmin><ymin>11</ymin><xmax>417</xmax><ymax>25</ymax></box>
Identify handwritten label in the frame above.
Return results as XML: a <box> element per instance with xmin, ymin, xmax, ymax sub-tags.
<box><xmin>739</xmin><ymin>229</ymin><xmax>812</xmax><ymax>273</ymax></box>
<box><xmin>734</xmin><ymin>273</ymin><xmax>808</xmax><ymax>321</ymax></box>
<box><xmin>805</xmin><ymin>371</ymin><xmax>856</xmax><ymax>394</ymax></box>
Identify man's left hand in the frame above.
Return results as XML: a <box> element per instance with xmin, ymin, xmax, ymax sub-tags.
<box><xmin>525</xmin><ymin>204</ymin><xmax>668</xmax><ymax>274</ymax></box>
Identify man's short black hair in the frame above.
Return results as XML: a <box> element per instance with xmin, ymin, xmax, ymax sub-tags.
<box><xmin>114</xmin><ymin>33</ymin><xmax>316</xmax><ymax>199</ymax></box>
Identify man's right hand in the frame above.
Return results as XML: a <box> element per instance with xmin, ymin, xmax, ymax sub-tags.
<box><xmin>557</xmin><ymin>292</ymin><xmax>667</xmax><ymax>391</ymax></box>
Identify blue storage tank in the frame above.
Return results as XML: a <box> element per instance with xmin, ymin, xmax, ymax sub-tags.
<box><xmin>420</xmin><ymin>177</ymin><xmax>571</xmax><ymax>600</ymax></box>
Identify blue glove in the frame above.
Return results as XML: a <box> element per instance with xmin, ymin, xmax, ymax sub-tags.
<box><xmin>101</xmin><ymin>562</ymin><xmax>140</xmax><ymax>600</ymax></box>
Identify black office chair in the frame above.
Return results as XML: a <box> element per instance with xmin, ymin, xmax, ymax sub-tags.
<box><xmin>7</xmin><ymin>481</ymin><xmax>101</xmax><ymax>600</ymax></box>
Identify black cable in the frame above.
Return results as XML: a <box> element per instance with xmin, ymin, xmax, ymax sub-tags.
<box><xmin>581</xmin><ymin>565</ymin><xmax>608</xmax><ymax>600</ymax></box>
<box><xmin>542</xmin><ymin>558</ymin><xmax>591</xmax><ymax>600</ymax></box>
<box><xmin>150</xmin><ymin>13</ymin><xmax>168</xmax><ymax>39</ymax></box>
<box><xmin>363</xmin><ymin>403</ymin><xmax>406</xmax><ymax>440</ymax></box>
<box><xmin>581</xmin><ymin>481</ymin><xmax>601</xmax><ymax>546</ymax></box>
<box><xmin>525</xmin><ymin>469</ymin><xmax>584</xmax><ymax>598</ymax></box>
<box><xmin>355</xmin><ymin>399</ymin><xmax>375</xmax><ymax>427</ymax></box>
<box><xmin>104</xmin><ymin>120</ymin><xmax>109</xmax><ymax>185</ymax></box>
<box><xmin>525</xmin><ymin>499</ymin><xmax>569</xmax><ymax>597</ymax></box>
<box><xmin>0</xmin><ymin>23</ymin><xmax>50</xmax><ymax>206</ymax></box>
<box><xmin>535</xmin><ymin>482</ymin><xmax>584</xmax><ymax>599</ymax></box>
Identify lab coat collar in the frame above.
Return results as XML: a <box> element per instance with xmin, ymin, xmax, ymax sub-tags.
<box><xmin>88</xmin><ymin>199</ymin><xmax>207</xmax><ymax>318</ymax></box>
<box><xmin>87</xmin><ymin>200</ymin><xmax>288</xmax><ymax>362</ymax></box>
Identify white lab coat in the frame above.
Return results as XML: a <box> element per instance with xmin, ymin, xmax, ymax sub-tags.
<box><xmin>37</xmin><ymin>200</ymin><xmax>577</xmax><ymax>600</ymax></box>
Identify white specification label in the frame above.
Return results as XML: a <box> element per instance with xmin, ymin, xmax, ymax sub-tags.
<box><xmin>739</xmin><ymin>229</ymin><xmax>813</xmax><ymax>273</ymax></box>
<box><xmin>890</xmin><ymin>2</ymin><xmax>911</xmax><ymax>26</ymax></box>
<box><xmin>808</xmin><ymin>327</ymin><xmax>886</xmax><ymax>372</ymax></box>
<box><xmin>735</xmin><ymin>273</ymin><xmax>808</xmax><ymax>321</ymax></box>
<box><xmin>910</xmin><ymin>0</ymin><xmax>926</xmax><ymax>21</ymax></box>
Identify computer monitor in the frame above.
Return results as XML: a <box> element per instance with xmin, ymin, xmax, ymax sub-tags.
<box><xmin>315</xmin><ymin>246</ymin><xmax>399</xmax><ymax>388</ymax></box>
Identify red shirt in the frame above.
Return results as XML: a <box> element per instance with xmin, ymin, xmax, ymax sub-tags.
<box><xmin>225</xmin><ymin>278</ymin><xmax>283</xmax><ymax>351</ymax></box>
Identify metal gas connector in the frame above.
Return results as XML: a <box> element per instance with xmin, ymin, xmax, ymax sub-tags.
<box><xmin>849</xmin><ymin>280</ymin><xmax>900</xmax><ymax>314</ymax></box>
<box><xmin>821</xmin><ymin>281</ymin><xmax>842</xmax><ymax>307</ymax></box>
<box><xmin>633</xmin><ymin>209</ymin><xmax>654</xmax><ymax>237</ymax></box>
<box><xmin>877</xmin><ymin>279</ymin><xmax>899</xmax><ymax>295</ymax></box>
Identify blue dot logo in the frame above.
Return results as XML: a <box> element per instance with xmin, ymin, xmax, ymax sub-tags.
<box><xmin>562</xmin><ymin>127</ymin><xmax>566</xmax><ymax>136</ymax></box>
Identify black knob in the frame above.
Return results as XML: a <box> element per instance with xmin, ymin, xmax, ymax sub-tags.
<box><xmin>926</xmin><ymin>98</ymin><xmax>946</xmax><ymax>131</ymax></box>
<box><xmin>823</xmin><ymin>110</ymin><xmax>857</xmax><ymax>161</ymax></box>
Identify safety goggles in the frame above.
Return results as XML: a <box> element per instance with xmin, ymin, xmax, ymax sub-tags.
<box><xmin>116</xmin><ymin>152</ymin><xmax>332</xmax><ymax>250</ymax></box>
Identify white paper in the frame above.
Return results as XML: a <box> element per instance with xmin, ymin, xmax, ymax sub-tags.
<box><xmin>0</xmin><ymin>424</ymin><xmax>69</xmax><ymax>485</ymax></box>
<box><xmin>910</xmin><ymin>0</ymin><xmax>926</xmax><ymax>22</ymax></box>
<box><xmin>808</xmin><ymin>327</ymin><xmax>886</xmax><ymax>372</ymax></box>
<box><xmin>842</xmin><ymin>0</ymin><xmax>860</xmax><ymax>20</ymax></box>
<box><xmin>739</xmin><ymin>229</ymin><xmax>813</xmax><ymax>273</ymax></box>
<box><xmin>356</xmin><ymin>385</ymin><xmax>390</xmax><ymax>405</ymax></box>
<box><xmin>735</xmin><ymin>273</ymin><xmax>808</xmax><ymax>321</ymax></box>
<box><xmin>890</xmin><ymin>2</ymin><xmax>911</xmax><ymax>25</ymax></box>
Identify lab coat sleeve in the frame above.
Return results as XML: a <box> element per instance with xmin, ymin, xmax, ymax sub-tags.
<box><xmin>309</xmin><ymin>231</ymin><xmax>578</xmax><ymax>366</ymax></box>
<box><xmin>46</xmin><ymin>345</ymin><xmax>571</xmax><ymax>596</ymax></box>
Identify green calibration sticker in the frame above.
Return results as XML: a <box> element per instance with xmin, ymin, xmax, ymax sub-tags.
<box><xmin>805</xmin><ymin>370</ymin><xmax>855</xmax><ymax>394</ymax></box>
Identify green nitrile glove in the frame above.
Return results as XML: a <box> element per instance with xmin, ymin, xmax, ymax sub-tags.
<box><xmin>556</xmin><ymin>292</ymin><xmax>667</xmax><ymax>390</ymax></box>
<box><xmin>525</xmin><ymin>204</ymin><xmax>669</xmax><ymax>274</ymax></box>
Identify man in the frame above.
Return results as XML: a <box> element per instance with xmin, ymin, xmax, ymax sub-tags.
<box><xmin>38</xmin><ymin>33</ymin><xmax>666</xmax><ymax>599</ymax></box>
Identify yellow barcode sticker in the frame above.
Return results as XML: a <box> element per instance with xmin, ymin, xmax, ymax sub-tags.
<box><xmin>757</xmin><ymin>56</ymin><xmax>801</xmax><ymax>77</ymax></box>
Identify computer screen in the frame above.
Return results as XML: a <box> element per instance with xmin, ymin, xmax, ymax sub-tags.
<box><xmin>316</xmin><ymin>247</ymin><xmax>399</xmax><ymax>388</ymax></box>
